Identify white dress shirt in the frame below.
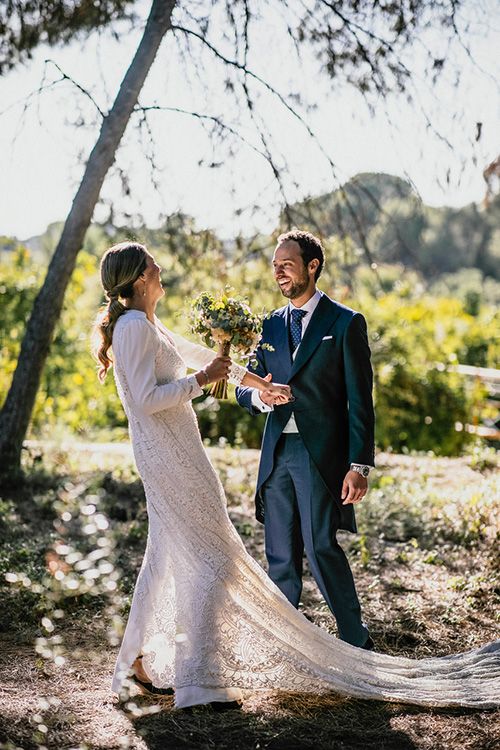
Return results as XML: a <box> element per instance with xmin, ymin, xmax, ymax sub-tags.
<box><xmin>250</xmin><ymin>289</ymin><xmax>323</xmax><ymax>432</ymax></box>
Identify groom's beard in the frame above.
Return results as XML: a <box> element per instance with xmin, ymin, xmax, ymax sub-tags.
<box><xmin>278</xmin><ymin>273</ymin><xmax>309</xmax><ymax>300</ymax></box>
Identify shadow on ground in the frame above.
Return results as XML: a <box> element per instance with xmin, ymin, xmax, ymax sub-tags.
<box><xmin>128</xmin><ymin>693</ymin><xmax>419</xmax><ymax>750</ymax></box>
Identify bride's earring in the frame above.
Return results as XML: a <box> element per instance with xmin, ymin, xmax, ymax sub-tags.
<box><xmin>143</xmin><ymin>285</ymin><xmax>146</xmax><ymax>297</ymax></box>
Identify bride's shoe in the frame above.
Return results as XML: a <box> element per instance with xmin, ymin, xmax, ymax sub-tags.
<box><xmin>131</xmin><ymin>656</ymin><xmax>174</xmax><ymax>696</ymax></box>
<box><xmin>131</xmin><ymin>674</ymin><xmax>174</xmax><ymax>696</ymax></box>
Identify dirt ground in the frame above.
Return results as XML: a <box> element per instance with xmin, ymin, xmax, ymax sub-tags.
<box><xmin>0</xmin><ymin>447</ymin><xmax>498</xmax><ymax>750</ymax></box>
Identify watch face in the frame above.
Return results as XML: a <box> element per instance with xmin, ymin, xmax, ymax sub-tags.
<box><xmin>362</xmin><ymin>467</ymin><xmax>369</xmax><ymax>477</ymax></box>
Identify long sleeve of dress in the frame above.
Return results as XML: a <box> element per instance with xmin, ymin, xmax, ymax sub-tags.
<box><xmin>161</xmin><ymin>323</ymin><xmax>246</xmax><ymax>387</ymax></box>
<box><xmin>112</xmin><ymin>318</ymin><xmax>204</xmax><ymax>417</ymax></box>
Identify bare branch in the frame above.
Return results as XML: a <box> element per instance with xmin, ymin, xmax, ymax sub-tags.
<box><xmin>132</xmin><ymin>104</ymin><xmax>269</xmax><ymax>162</ymax></box>
<box><xmin>449</xmin><ymin>0</ymin><xmax>500</xmax><ymax>88</ymax></box>
<box><xmin>172</xmin><ymin>23</ymin><xmax>389</xmax><ymax>280</ymax></box>
<box><xmin>241</xmin><ymin>77</ymin><xmax>294</xmax><ymax>228</ymax></box>
<box><xmin>0</xmin><ymin>73</ymin><xmax>64</xmax><ymax>118</ymax></box>
<box><xmin>43</xmin><ymin>59</ymin><xmax>106</xmax><ymax>118</ymax></box>
<box><xmin>170</xmin><ymin>23</ymin><xmax>331</xmax><ymax>147</ymax></box>
<box><xmin>135</xmin><ymin>102</ymin><xmax>163</xmax><ymax>197</ymax></box>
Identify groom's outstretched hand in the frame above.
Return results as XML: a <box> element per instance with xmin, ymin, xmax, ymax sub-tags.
<box><xmin>342</xmin><ymin>471</ymin><xmax>368</xmax><ymax>505</ymax></box>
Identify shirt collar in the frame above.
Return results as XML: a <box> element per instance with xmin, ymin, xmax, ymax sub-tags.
<box><xmin>288</xmin><ymin>289</ymin><xmax>322</xmax><ymax>317</ymax></box>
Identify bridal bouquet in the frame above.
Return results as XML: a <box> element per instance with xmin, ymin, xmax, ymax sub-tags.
<box><xmin>190</xmin><ymin>290</ymin><xmax>268</xmax><ymax>399</ymax></box>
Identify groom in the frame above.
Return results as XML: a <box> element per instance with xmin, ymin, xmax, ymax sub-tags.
<box><xmin>236</xmin><ymin>230</ymin><xmax>375</xmax><ymax>649</ymax></box>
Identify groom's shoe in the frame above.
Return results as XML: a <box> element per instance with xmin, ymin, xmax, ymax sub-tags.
<box><xmin>361</xmin><ymin>636</ymin><xmax>375</xmax><ymax>651</ymax></box>
<box><xmin>210</xmin><ymin>700</ymin><xmax>243</xmax><ymax>712</ymax></box>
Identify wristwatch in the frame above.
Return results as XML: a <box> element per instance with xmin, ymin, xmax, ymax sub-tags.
<box><xmin>350</xmin><ymin>463</ymin><xmax>371</xmax><ymax>478</ymax></box>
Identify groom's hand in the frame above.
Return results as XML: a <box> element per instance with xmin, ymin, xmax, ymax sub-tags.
<box><xmin>341</xmin><ymin>471</ymin><xmax>368</xmax><ymax>505</ymax></box>
<box><xmin>260</xmin><ymin>374</ymin><xmax>292</xmax><ymax>405</ymax></box>
<box><xmin>260</xmin><ymin>391</ymin><xmax>276</xmax><ymax>406</ymax></box>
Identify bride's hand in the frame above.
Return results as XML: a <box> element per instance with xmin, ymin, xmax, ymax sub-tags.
<box><xmin>196</xmin><ymin>356</ymin><xmax>231</xmax><ymax>385</ymax></box>
<box><xmin>261</xmin><ymin>381</ymin><xmax>293</xmax><ymax>405</ymax></box>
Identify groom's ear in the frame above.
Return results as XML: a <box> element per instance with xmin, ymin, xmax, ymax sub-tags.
<box><xmin>308</xmin><ymin>258</ymin><xmax>319</xmax><ymax>276</ymax></box>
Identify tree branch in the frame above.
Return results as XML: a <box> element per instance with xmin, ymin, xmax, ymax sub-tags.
<box><xmin>43</xmin><ymin>59</ymin><xmax>106</xmax><ymax>118</ymax></box>
<box><xmin>132</xmin><ymin>104</ymin><xmax>269</xmax><ymax>162</ymax></box>
<box><xmin>0</xmin><ymin>74</ymin><xmax>65</xmax><ymax>118</ymax></box>
<box><xmin>172</xmin><ymin>23</ymin><xmax>388</xmax><ymax>280</ymax></box>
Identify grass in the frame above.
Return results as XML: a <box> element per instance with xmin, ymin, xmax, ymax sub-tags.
<box><xmin>0</xmin><ymin>443</ymin><xmax>499</xmax><ymax>750</ymax></box>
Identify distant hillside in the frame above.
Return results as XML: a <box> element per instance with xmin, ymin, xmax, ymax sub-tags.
<box><xmin>3</xmin><ymin>173</ymin><xmax>499</xmax><ymax>283</ymax></box>
<box><xmin>287</xmin><ymin>172</ymin><xmax>500</xmax><ymax>280</ymax></box>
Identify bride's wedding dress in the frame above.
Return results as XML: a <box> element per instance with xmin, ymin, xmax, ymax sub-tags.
<box><xmin>110</xmin><ymin>309</ymin><xmax>499</xmax><ymax>709</ymax></box>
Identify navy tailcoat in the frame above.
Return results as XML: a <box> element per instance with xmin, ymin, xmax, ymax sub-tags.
<box><xmin>236</xmin><ymin>293</ymin><xmax>375</xmax><ymax>532</ymax></box>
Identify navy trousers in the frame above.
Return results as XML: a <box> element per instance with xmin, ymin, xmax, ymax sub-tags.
<box><xmin>262</xmin><ymin>433</ymin><xmax>369</xmax><ymax>647</ymax></box>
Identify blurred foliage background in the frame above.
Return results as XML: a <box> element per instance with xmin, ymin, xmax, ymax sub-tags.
<box><xmin>1</xmin><ymin>173</ymin><xmax>499</xmax><ymax>456</ymax></box>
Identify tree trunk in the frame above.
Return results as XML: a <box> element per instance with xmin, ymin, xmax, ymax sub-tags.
<box><xmin>0</xmin><ymin>0</ymin><xmax>176</xmax><ymax>482</ymax></box>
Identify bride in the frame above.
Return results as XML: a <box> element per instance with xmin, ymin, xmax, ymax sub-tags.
<box><xmin>94</xmin><ymin>241</ymin><xmax>499</xmax><ymax>711</ymax></box>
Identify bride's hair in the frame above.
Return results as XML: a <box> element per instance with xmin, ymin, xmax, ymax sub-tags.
<box><xmin>92</xmin><ymin>241</ymin><xmax>147</xmax><ymax>381</ymax></box>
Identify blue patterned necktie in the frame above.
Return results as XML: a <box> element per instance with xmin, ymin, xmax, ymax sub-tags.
<box><xmin>290</xmin><ymin>308</ymin><xmax>307</xmax><ymax>352</ymax></box>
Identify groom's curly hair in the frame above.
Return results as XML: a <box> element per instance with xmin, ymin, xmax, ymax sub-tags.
<box><xmin>277</xmin><ymin>230</ymin><xmax>325</xmax><ymax>281</ymax></box>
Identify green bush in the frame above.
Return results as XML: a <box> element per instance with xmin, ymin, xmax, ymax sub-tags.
<box><xmin>375</xmin><ymin>365</ymin><xmax>469</xmax><ymax>455</ymax></box>
<box><xmin>1</xmin><ymin>239</ymin><xmax>497</xmax><ymax>456</ymax></box>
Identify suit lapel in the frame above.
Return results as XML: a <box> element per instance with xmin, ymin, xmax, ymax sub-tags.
<box><xmin>289</xmin><ymin>295</ymin><xmax>341</xmax><ymax>379</ymax></box>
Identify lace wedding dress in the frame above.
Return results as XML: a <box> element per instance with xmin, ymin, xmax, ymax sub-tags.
<box><xmin>110</xmin><ymin>309</ymin><xmax>499</xmax><ymax>709</ymax></box>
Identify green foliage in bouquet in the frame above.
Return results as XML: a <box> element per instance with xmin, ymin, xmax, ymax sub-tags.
<box><xmin>190</xmin><ymin>289</ymin><xmax>269</xmax><ymax>398</ymax></box>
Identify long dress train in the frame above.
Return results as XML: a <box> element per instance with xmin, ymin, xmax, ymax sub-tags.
<box><xmin>110</xmin><ymin>309</ymin><xmax>500</xmax><ymax>709</ymax></box>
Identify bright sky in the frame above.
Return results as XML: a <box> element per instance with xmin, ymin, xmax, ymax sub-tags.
<box><xmin>0</xmin><ymin>0</ymin><xmax>498</xmax><ymax>242</ymax></box>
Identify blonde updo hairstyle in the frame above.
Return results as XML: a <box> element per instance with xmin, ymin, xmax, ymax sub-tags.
<box><xmin>93</xmin><ymin>241</ymin><xmax>148</xmax><ymax>381</ymax></box>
